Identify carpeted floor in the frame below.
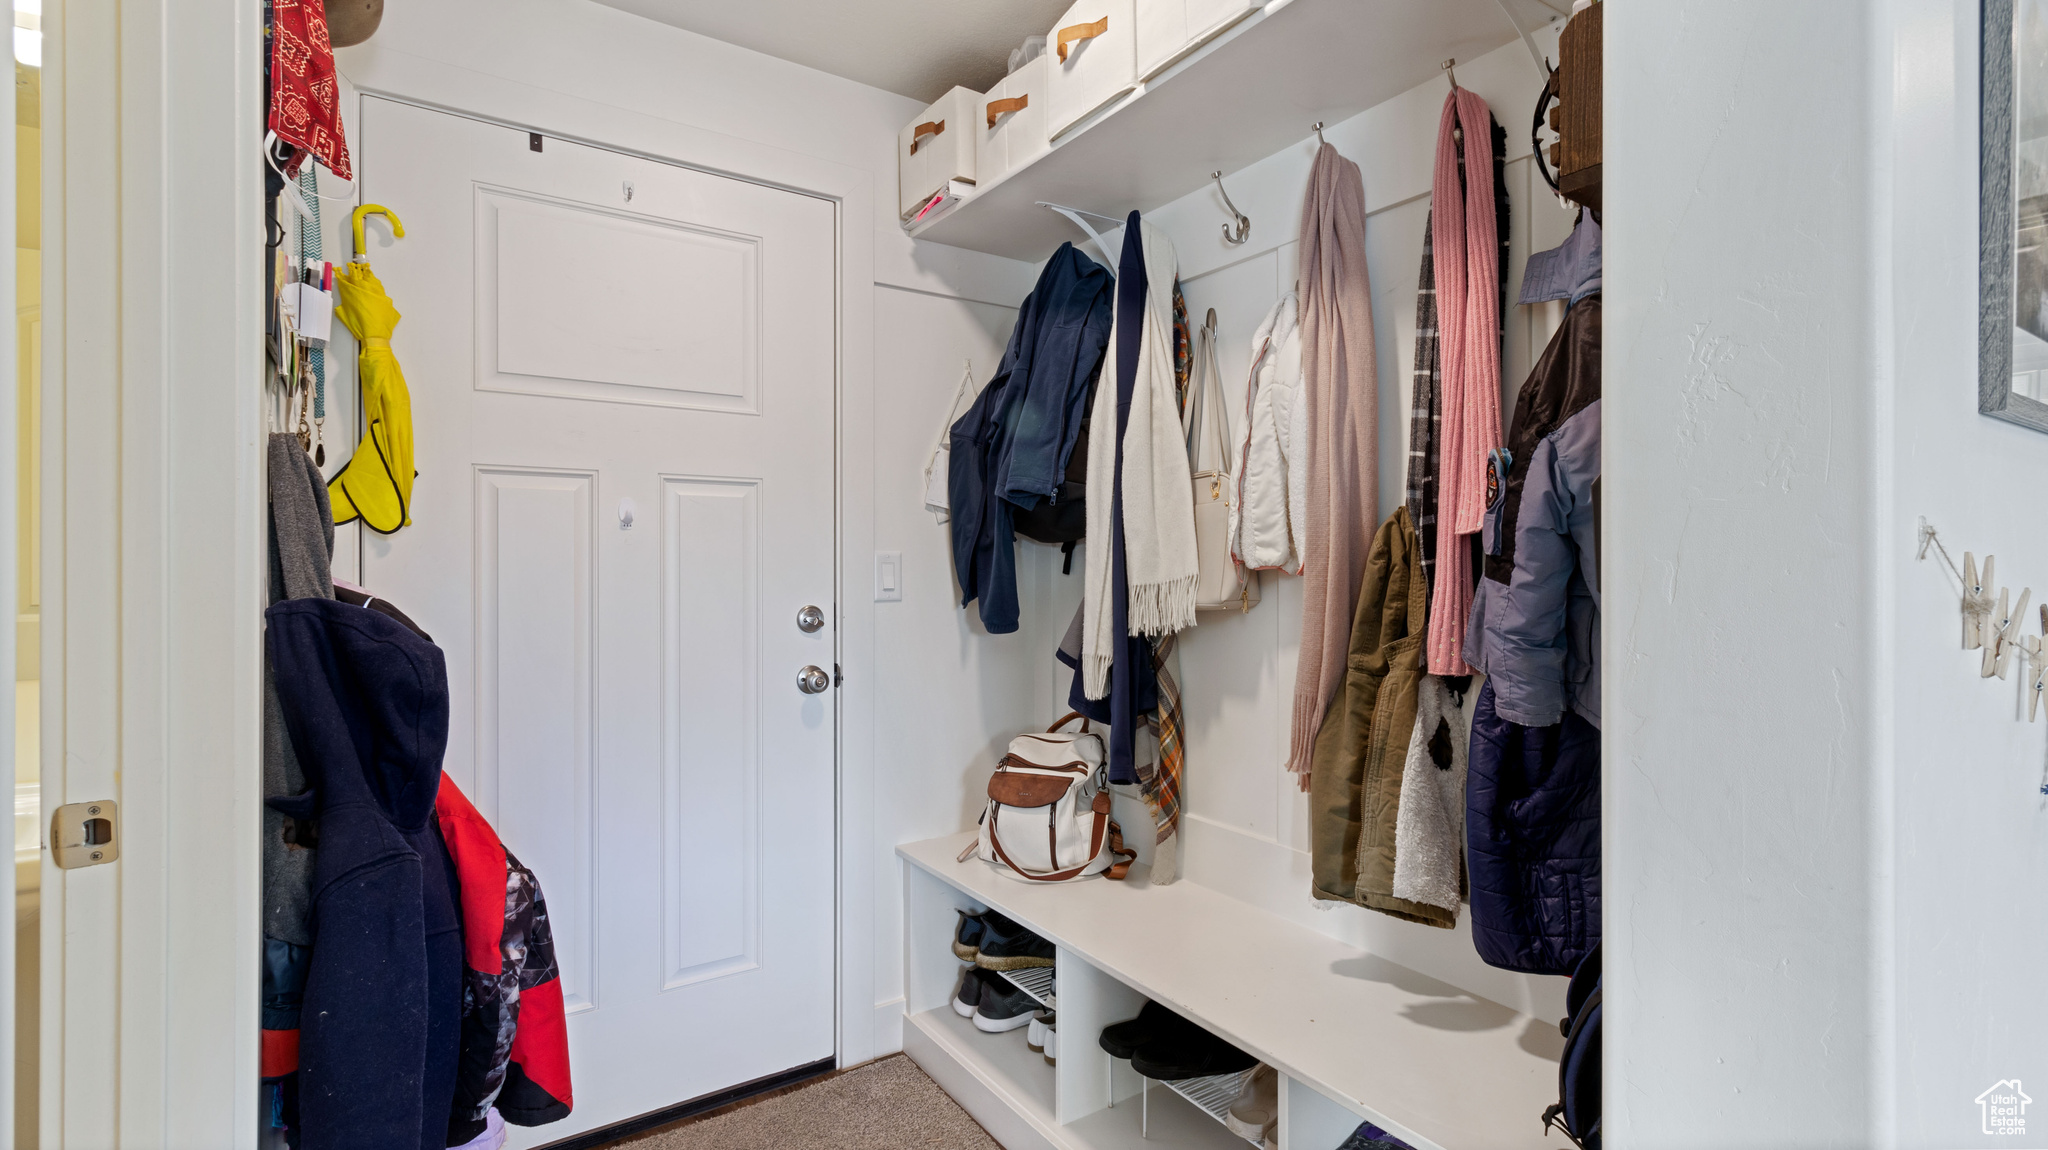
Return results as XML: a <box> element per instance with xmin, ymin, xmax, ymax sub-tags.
<box><xmin>603</xmin><ymin>1055</ymin><xmax>1001</xmax><ymax>1150</ymax></box>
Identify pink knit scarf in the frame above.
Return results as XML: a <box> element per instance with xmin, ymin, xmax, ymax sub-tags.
<box><xmin>1284</xmin><ymin>144</ymin><xmax>1377</xmax><ymax>785</ymax></box>
<box><xmin>1425</xmin><ymin>89</ymin><xmax>1502</xmax><ymax>676</ymax></box>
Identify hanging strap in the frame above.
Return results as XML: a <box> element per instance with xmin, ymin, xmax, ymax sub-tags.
<box><xmin>1182</xmin><ymin>322</ymin><xmax>1233</xmax><ymax>478</ymax></box>
<box><xmin>1042</xmin><ymin>203</ymin><xmax>1118</xmax><ymax>264</ymax></box>
<box><xmin>923</xmin><ymin>360</ymin><xmax>978</xmax><ymax>504</ymax></box>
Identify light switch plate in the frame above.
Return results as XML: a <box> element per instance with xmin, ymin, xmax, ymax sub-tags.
<box><xmin>875</xmin><ymin>551</ymin><xmax>903</xmax><ymax>602</ymax></box>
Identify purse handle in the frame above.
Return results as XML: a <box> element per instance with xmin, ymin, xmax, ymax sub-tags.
<box><xmin>1047</xmin><ymin>711</ymin><xmax>1092</xmax><ymax>734</ymax></box>
<box><xmin>1182</xmin><ymin>316</ymin><xmax>1233</xmax><ymax>478</ymax></box>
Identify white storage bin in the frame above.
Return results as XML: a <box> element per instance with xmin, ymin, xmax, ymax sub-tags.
<box><xmin>977</xmin><ymin>54</ymin><xmax>1051</xmax><ymax>189</ymax></box>
<box><xmin>1045</xmin><ymin>0</ymin><xmax>1137</xmax><ymax>140</ymax></box>
<box><xmin>1135</xmin><ymin>0</ymin><xmax>1260</xmax><ymax>81</ymax></box>
<box><xmin>897</xmin><ymin>86</ymin><xmax>980</xmax><ymax>220</ymax></box>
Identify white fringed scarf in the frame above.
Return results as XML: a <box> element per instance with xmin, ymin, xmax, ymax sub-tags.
<box><xmin>1083</xmin><ymin>220</ymin><xmax>1197</xmax><ymax>697</ymax></box>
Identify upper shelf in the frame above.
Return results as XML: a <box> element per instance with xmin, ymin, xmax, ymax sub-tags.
<box><xmin>906</xmin><ymin>0</ymin><xmax>1559</xmax><ymax>262</ymax></box>
<box><xmin>898</xmin><ymin>832</ymin><xmax>1572</xmax><ymax>1150</ymax></box>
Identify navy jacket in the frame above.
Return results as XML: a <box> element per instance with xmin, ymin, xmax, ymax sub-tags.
<box><xmin>1466</xmin><ymin>679</ymin><xmax>1600</xmax><ymax>975</ymax></box>
<box><xmin>267</xmin><ymin>599</ymin><xmax>464</xmax><ymax>1150</ymax></box>
<box><xmin>950</xmin><ymin>243</ymin><xmax>1113</xmax><ymax>632</ymax></box>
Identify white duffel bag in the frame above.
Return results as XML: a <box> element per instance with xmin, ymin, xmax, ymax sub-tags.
<box><xmin>963</xmin><ymin>713</ymin><xmax>1134</xmax><ymax>883</ymax></box>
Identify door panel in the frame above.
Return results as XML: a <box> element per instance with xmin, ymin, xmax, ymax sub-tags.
<box><xmin>359</xmin><ymin>95</ymin><xmax>837</xmax><ymax>1146</ymax></box>
<box><xmin>474</xmin><ymin>466</ymin><xmax>598</xmax><ymax>1012</ymax></box>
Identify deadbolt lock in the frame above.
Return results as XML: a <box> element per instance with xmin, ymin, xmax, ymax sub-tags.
<box><xmin>52</xmin><ymin>800</ymin><xmax>119</xmax><ymax>869</ymax></box>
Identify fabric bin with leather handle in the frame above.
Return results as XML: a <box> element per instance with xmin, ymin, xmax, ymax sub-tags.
<box><xmin>1045</xmin><ymin>0</ymin><xmax>1137</xmax><ymax>140</ymax></box>
<box><xmin>897</xmin><ymin>85</ymin><xmax>981</xmax><ymax>220</ymax></box>
<box><xmin>977</xmin><ymin>54</ymin><xmax>1050</xmax><ymax>190</ymax></box>
<box><xmin>1185</xmin><ymin>313</ymin><xmax>1259</xmax><ymax>612</ymax></box>
<box><xmin>1134</xmin><ymin>0</ymin><xmax>1259</xmax><ymax>82</ymax></box>
<box><xmin>966</xmin><ymin>713</ymin><xmax>1134</xmax><ymax>883</ymax></box>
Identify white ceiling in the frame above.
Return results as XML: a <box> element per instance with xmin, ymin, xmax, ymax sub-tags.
<box><xmin>588</xmin><ymin>0</ymin><xmax>1079</xmax><ymax>104</ymax></box>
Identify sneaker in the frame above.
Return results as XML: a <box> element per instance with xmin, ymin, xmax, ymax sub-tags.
<box><xmin>952</xmin><ymin>966</ymin><xmax>988</xmax><ymax>1019</ymax></box>
<box><xmin>973</xmin><ymin>974</ymin><xmax>1039</xmax><ymax>1033</ymax></box>
<box><xmin>1041</xmin><ymin>1013</ymin><xmax>1058</xmax><ymax>1065</ymax></box>
<box><xmin>1098</xmin><ymin>1001</ymin><xmax>1200</xmax><ymax>1060</ymax></box>
<box><xmin>1130</xmin><ymin>1026</ymin><xmax>1259</xmax><ymax>1081</ymax></box>
<box><xmin>1224</xmin><ymin>1064</ymin><xmax>1278</xmax><ymax>1141</ymax></box>
<box><xmin>952</xmin><ymin>909</ymin><xmax>987</xmax><ymax>962</ymax></box>
<box><xmin>1026</xmin><ymin>1009</ymin><xmax>1056</xmax><ymax>1053</ymax></box>
<box><xmin>974</xmin><ymin>913</ymin><xmax>1055</xmax><ymax>971</ymax></box>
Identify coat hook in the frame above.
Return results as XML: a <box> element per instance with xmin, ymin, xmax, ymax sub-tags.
<box><xmin>1311</xmin><ymin>121</ymin><xmax>1325</xmax><ymax>147</ymax></box>
<box><xmin>1443</xmin><ymin>58</ymin><xmax>1459</xmax><ymax>90</ymax></box>
<box><xmin>1211</xmin><ymin>170</ymin><xmax>1251</xmax><ymax>246</ymax></box>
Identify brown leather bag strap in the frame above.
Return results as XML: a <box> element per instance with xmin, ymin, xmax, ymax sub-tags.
<box><xmin>1104</xmin><ymin>819</ymin><xmax>1137</xmax><ymax>881</ymax></box>
<box><xmin>999</xmin><ymin>753</ymin><xmax>1090</xmax><ymax>774</ymax></box>
<box><xmin>987</xmin><ymin>801</ymin><xmax>1111</xmax><ymax>883</ymax></box>
<box><xmin>909</xmin><ymin>120</ymin><xmax>945</xmax><ymax>154</ymax></box>
<box><xmin>986</xmin><ymin>95</ymin><xmax>1028</xmax><ymax>128</ymax></box>
<box><xmin>1056</xmin><ymin>17</ymin><xmax>1109</xmax><ymax>63</ymax></box>
<box><xmin>1047</xmin><ymin>711</ymin><xmax>1091</xmax><ymax>734</ymax></box>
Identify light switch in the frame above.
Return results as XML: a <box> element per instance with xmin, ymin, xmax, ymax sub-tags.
<box><xmin>875</xmin><ymin>551</ymin><xmax>903</xmax><ymax>602</ymax></box>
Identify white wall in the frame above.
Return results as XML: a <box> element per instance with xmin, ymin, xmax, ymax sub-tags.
<box><xmin>1606</xmin><ymin>2</ymin><xmax>1890</xmax><ymax>1145</ymax></box>
<box><xmin>1888</xmin><ymin>0</ymin><xmax>2048</xmax><ymax>1145</ymax></box>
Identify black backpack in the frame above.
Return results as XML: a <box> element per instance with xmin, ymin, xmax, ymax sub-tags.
<box><xmin>1012</xmin><ymin>374</ymin><xmax>1098</xmax><ymax>570</ymax></box>
<box><xmin>1543</xmin><ymin>942</ymin><xmax>1602</xmax><ymax>1149</ymax></box>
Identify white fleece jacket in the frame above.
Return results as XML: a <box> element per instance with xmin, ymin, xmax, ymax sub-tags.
<box><xmin>1390</xmin><ymin>675</ymin><xmax>1469</xmax><ymax>917</ymax></box>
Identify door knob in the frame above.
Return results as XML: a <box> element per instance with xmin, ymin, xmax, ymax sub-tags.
<box><xmin>796</xmin><ymin>605</ymin><xmax>826</xmax><ymax>633</ymax></box>
<box><xmin>797</xmin><ymin>665</ymin><xmax>831</xmax><ymax>694</ymax></box>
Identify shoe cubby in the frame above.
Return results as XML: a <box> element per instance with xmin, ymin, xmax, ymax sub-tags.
<box><xmin>899</xmin><ymin>834</ymin><xmax>1576</xmax><ymax>1150</ymax></box>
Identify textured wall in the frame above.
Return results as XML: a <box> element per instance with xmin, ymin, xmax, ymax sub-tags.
<box><xmin>1606</xmin><ymin>3</ymin><xmax>1884</xmax><ymax>1144</ymax></box>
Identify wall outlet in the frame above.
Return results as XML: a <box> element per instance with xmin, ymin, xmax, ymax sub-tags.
<box><xmin>875</xmin><ymin>551</ymin><xmax>903</xmax><ymax>602</ymax></box>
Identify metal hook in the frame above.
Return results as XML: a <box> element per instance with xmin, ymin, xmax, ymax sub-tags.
<box><xmin>1442</xmin><ymin>58</ymin><xmax>1459</xmax><ymax>89</ymax></box>
<box><xmin>1312</xmin><ymin>121</ymin><xmax>1325</xmax><ymax>147</ymax></box>
<box><xmin>1211</xmin><ymin>171</ymin><xmax>1250</xmax><ymax>246</ymax></box>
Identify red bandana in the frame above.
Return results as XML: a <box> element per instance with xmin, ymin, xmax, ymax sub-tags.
<box><xmin>268</xmin><ymin>0</ymin><xmax>352</xmax><ymax>181</ymax></box>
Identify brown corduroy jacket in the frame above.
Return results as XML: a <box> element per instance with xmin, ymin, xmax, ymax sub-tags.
<box><xmin>1308</xmin><ymin>505</ymin><xmax>1452</xmax><ymax>927</ymax></box>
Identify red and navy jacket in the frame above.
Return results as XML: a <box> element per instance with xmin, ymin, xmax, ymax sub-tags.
<box><xmin>435</xmin><ymin>778</ymin><xmax>575</xmax><ymax>1143</ymax></box>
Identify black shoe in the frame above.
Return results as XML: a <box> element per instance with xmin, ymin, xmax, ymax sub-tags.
<box><xmin>1098</xmin><ymin>1001</ymin><xmax>1200</xmax><ymax>1059</ymax></box>
<box><xmin>952</xmin><ymin>909</ymin><xmax>987</xmax><ymax>962</ymax></box>
<box><xmin>1130</xmin><ymin>1027</ymin><xmax>1259</xmax><ymax>1081</ymax></box>
<box><xmin>974</xmin><ymin>913</ymin><xmax>1054</xmax><ymax>971</ymax></box>
<box><xmin>952</xmin><ymin>966</ymin><xmax>989</xmax><ymax>1019</ymax></box>
<box><xmin>973</xmin><ymin>974</ymin><xmax>1039</xmax><ymax>1033</ymax></box>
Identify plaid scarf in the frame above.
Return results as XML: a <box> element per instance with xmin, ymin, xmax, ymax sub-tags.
<box><xmin>1142</xmin><ymin>633</ymin><xmax>1184</xmax><ymax>883</ymax></box>
<box><xmin>1405</xmin><ymin>211</ymin><xmax>1442</xmax><ymax>600</ymax></box>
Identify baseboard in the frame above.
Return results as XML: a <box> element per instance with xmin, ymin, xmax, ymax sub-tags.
<box><xmin>873</xmin><ymin>996</ymin><xmax>907</xmax><ymax>1056</ymax></box>
<box><xmin>532</xmin><ymin>1057</ymin><xmax>837</xmax><ymax>1150</ymax></box>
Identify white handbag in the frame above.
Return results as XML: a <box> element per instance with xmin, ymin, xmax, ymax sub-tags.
<box><xmin>923</xmin><ymin>361</ymin><xmax>979</xmax><ymax>522</ymax></box>
<box><xmin>1185</xmin><ymin>314</ymin><xmax>1259</xmax><ymax>612</ymax></box>
<box><xmin>963</xmin><ymin>713</ymin><xmax>1134</xmax><ymax>882</ymax></box>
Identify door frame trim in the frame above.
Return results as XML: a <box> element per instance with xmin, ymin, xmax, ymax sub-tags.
<box><xmin>334</xmin><ymin>59</ymin><xmax>885</xmax><ymax>1073</ymax></box>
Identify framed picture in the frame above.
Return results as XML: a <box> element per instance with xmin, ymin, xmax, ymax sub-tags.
<box><xmin>1984</xmin><ymin>0</ymin><xmax>2048</xmax><ymax>432</ymax></box>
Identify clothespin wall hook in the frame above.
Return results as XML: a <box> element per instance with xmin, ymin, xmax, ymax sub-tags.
<box><xmin>2024</xmin><ymin>635</ymin><xmax>2046</xmax><ymax>721</ymax></box>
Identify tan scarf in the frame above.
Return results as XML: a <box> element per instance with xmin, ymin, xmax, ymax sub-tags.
<box><xmin>1284</xmin><ymin>144</ymin><xmax>1378</xmax><ymax>785</ymax></box>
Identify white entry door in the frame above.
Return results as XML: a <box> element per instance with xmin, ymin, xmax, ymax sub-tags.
<box><xmin>356</xmin><ymin>96</ymin><xmax>838</xmax><ymax>1145</ymax></box>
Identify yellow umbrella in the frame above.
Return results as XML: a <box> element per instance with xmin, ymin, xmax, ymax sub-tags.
<box><xmin>328</xmin><ymin>204</ymin><xmax>416</xmax><ymax>533</ymax></box>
